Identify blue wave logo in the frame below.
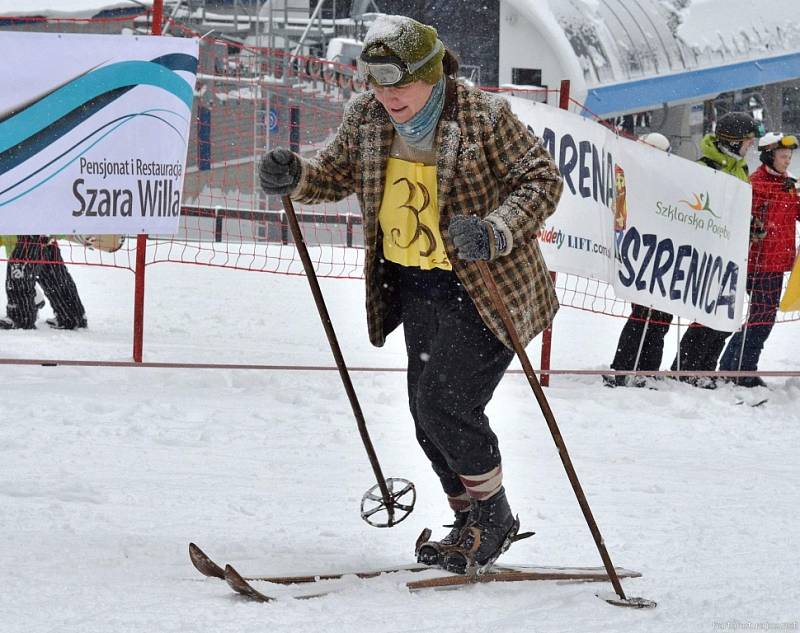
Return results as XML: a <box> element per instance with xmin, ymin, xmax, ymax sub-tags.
<box><xmin>0</xmin><ymin>53</ymin><xmax>197</xmax><ymax>205</ymax></box>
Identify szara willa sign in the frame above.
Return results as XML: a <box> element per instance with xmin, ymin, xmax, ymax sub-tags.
<box><xmin>0</xmin><ymin>31</ymin><xmax>198</xmax><ymax>235</ymax></box>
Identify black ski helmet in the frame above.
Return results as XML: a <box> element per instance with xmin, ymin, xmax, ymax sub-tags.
<box><xmin>714</xmin><ymin>112</ymin><xmax>761</xmax><ymax>153</ymax></box>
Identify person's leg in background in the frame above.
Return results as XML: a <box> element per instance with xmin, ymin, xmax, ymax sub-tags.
<box><xmin>37</xmin><ymin>239</ymin><xmax>87</xmax><ymax>330</ymax></box>
<box><xmin>670</xmin><ymin>324</ymin><xmax>731</xmax><ymax>388</ymax></box>
<box><xmin>720</xmin><ymin>272</ymin><xmax>783</xmax><ymax>387</ymax></box>
<box><xmin>609</xmin><ymin>305</ymin><xmax>673</xmax><ymax>386</ymax></box>
<box><xmin>1</xmin><ymin>235</ymin><xmax>44</xmax><ymax>329</ymax></box>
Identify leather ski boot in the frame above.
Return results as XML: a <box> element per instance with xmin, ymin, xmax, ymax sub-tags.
<box><xmin>415</xmin><ymin>507</ymin><xmax>472</xmax><ymax>567</ymax></box>
<box><xmin>442</xmin><ymin>487</ymin><xmax>519</xmax><ymax>575</ymax></box>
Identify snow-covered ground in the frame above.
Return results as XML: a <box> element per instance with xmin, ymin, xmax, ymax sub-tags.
<box><xmin>1</xmin><ymin>257</ymin><xmax>799</xmax><ymax>633</ymax></box>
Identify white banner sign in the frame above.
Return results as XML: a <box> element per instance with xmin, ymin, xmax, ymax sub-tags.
<box><xmin>614</xmin><ymin>144</ymin><xmax>751</xmax><ymax>330</ymax></box>
<box><xmin>509</xmin><ymin>98</ymin><xmax>751</xmax><ymax>331</ymax></box>
<box><xmin>510</xmin><ymin>98</ymin><xmax>618</xmax><ymax>282</ymax></box>
<box><xmin>0</xmin><ymin>31</ymin><xmax>198</xmax><ymax>234</ymax></box>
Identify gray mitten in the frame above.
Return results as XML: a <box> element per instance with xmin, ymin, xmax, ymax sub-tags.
<box><xmin>449</xmin><ymin>215</ymin><xmax>495</xmax><ymax>261</ymax></box>
<box><xmin>259</xmin><ymin>148</ymin><xmax>301</xmax><ymax>195</ymax></box>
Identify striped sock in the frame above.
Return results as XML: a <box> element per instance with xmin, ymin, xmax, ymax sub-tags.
<box><xmin>459</xmin><ymin>465</ymin><xmax>503</xmax><ymax>501</ymax></box>
<box><xmin>447</xmin><ymin>492</ymin><xmax>471</xmax><ymax>513</ymax></box>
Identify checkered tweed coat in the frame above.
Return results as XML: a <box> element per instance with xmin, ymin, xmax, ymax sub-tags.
<box><xmin>291</xmin><ymin>79</ymin><xmax>563</xmax><ymax>349</ymax></box>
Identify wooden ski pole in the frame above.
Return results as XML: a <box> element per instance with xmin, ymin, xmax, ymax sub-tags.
<box><xmin>281</xmin><ymin>196</ymin><xmax>414</xmax><ymax>527</ymax></box>
<box><xmin>475</xmin><ymin>260</ymin><xmax>654</xmax><ymax>608</ymax></box>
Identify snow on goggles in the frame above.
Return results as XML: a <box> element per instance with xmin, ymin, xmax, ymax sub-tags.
<box><xmin>357</xmin><ymin>39</ymin><xmax>444</xmax><ymax>86</ymax></box>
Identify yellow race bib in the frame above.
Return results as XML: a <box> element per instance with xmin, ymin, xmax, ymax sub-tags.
<box><xmin>379</xmin><ymin>158</ymin><xmax>451</xmax><ymax>271</ymax></box>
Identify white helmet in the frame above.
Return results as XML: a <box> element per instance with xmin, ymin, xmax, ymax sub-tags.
<box><xmin>639</xmin><ymin>132</ymin><xmax>671</xmax><ymax>152</ymax></box>
<box><xmin>758</xmin><ymin>132</ymin><xmax>798</xmax><ymax>150</ymax></box>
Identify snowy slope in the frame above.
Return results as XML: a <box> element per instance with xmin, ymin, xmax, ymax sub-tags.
<box><xmin>1</xmin><ymin>259</ymin><xmax>799</xmax><ymax>633</ymax></box>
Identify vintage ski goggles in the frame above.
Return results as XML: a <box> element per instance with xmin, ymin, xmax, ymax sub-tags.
<box><xmin>357</xmin><ymin>39</ymin><xmax>444</xmax><ymax>86</ymax></box>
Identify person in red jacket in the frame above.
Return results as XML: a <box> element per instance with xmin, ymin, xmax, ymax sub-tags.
<box><xmin>719</xmin><ymin>133</ymin><xmax>800</xmax><ymax>387</ymax></box>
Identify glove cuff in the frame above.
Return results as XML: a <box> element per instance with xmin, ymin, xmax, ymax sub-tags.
<box><xmin>485</xmin><ymin>217</ymin><xmax>512</xmax><ymax>259</ymax></box>
<box><xmin>286</xmin><ymin>159</ymin><xmax>306</xmax><ymax>198</ymax></box>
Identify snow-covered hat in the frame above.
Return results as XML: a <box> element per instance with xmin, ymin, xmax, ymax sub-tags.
<box><xmin>360</xmin><ymin>15</ymin><xmax>445</xmax><ymax>85</ymax></box>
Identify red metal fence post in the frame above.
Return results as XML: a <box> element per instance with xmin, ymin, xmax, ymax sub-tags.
<box><xmin>132</xmin><ymin>0</ymin><xmax>164</xmax><ymax>362</ymax></box>
<box><xmin>151</xmin><ymin>0</ymin><xmax>164</xmax><ymax>33</ymax></box>
<box><xmin>539</xmin><ymin>79</ymin><xmax>570</xmax><ymax>386</ymax></box>
<box><xmin>558</xmin><ymin>78</ymin><xmax>571</xmax><ymax>111</ymax></box>
<box><xmin>132</xmin><ymin>234</ymin><xmax>147</xmax><ymax>362</ymax></box>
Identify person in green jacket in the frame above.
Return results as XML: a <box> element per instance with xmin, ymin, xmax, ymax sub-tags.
<box><xmin>669</xmin><ymin>112</ymin><xmax>762</xmax><ymax>387</ymax></box>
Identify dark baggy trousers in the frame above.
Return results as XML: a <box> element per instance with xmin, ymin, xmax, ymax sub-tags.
<box><xmin>611</xmin><ymin>304</ymin><xmax>673</xmax><ymax>371</ymax></box>
<box><xmin>390</xmin><ymin>263</ymin><xmax>515</xmax><ymax>497</ymax></box>
<box><xmin>670</xmin><ymin>324</ymin><xmax>731</xmax><ymax>372</ymax></box>
<box><xmin>719</xmin><ymin>272</ymin><xmax>783</xmax><ymax>372</ymax></box>
<box><xmin>5</xmin><ymin>236</ymin><xmax>86</xmax><ymax>328</ymax></box>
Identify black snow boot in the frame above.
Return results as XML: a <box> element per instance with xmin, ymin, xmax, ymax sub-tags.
<box><xmin>733</xmin><ymin>376</ymin><xmax>766</xmax><ymax>388</ymax></box>
<box><xmin>46</xmin><ymin>316</ymin><xmax>88</xmax><ymax>330</ymax></box>
<box><xmin>0</xmin><ymin>316</ymin><xmax>35</xmax><ymax>330</ymax></box>
<box><xmin>415</xmin><ymin>507</ymin><xmax>472</xmax><ymax>566</ymax></box>
<box><xmin>602</xmin><ymin>374</ymin><xmax>624</xmax><ymax>388</ymax></box>
<box><xmin>442</xmin><ymin>488</ymin><xmax>518</xmax><ymax>575</ymax></box>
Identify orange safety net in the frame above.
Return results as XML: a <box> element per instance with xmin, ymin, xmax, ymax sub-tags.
<box><xmin>1</xmin><ymin>11</ymin><xmax>798</xmax><ymax>330</ymax></box>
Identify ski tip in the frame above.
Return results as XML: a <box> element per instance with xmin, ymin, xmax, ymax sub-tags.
<box><xmin>189</xmin><ymin>542</ymin><xmax>226</xmax><ymax>580</ymax></box>
<box><xmin>414</xmin><ymin>528</ymin><xmax>433</xmax><ymax>552</ymax></box>
<box><xmin>735</xmin><ymin>398</ymin><xmax>769</xmax><ymax>407</ymax></box>
<box><xmin>224</xmin><ymin>564</ymin><xmax>275</xmax><ymax>603</ymax></box>
<box><xmin>511</xmin><ymin>530</ymin><xmax>535</xmax><ymax>542</ymax></box>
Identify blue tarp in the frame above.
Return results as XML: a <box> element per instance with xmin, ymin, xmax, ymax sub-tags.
<box><xmin>583</xmin><ymin>51</ymin><xmax>800</xmax><ymax>117</ymax></box>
